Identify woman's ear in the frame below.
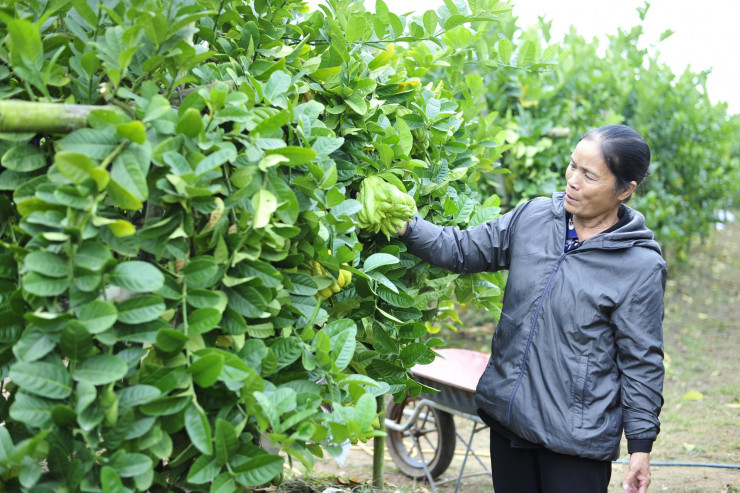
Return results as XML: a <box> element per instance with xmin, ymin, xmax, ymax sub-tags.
<box><xmin>618</xmin><ymin>181</ymin><xmax>638</xmax><ymax>202</ymax></box>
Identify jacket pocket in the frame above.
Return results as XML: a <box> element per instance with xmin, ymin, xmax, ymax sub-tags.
<box><xmin>570</xmin><ymin>354</ymin><xmax>590</xmax><ymax>429</ymax></box>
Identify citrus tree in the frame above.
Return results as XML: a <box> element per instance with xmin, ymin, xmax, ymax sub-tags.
<box><xmin>481</xmin><ymin>8</ymin><xmax>740</xmax><ymax>256</ymax></box>
<box><xmin>0</xmin><ymin>0</ymin><xmax>536</xmax><ymax>490</ymax></box>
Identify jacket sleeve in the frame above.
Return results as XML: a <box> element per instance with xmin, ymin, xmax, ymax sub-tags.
<box><xmin>401</xmin><ymin>204</ymin><xmax>528</xmax><ymax>274</ymax></box>
<box><xmin>611</xmin><ymin>265</ymin><xmax>667</xmax><ymax>449</ymax></box>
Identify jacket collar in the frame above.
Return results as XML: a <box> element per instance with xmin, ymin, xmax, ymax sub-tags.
<box><xmin>549</xmin><ymin>192</ymin><xmax>663</xmax><ymax>255</ymax></box>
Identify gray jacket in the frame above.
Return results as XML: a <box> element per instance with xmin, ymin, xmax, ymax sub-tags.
<box><xmin>403</xmin><ymin>192</ymin><xmax>666</xmax><ymax>461</ymax></box>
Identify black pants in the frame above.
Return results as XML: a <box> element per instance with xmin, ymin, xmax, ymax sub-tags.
<box><xmin>489</xmin><ymin>426</ymin><xmax>612</xmax><ymax>493</ymax></box>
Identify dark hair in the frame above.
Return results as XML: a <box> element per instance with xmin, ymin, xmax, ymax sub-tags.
<box><xmin>581</xmin><ymin>124</ymin><xmax>651</xmax><ymax>199</ymax></box>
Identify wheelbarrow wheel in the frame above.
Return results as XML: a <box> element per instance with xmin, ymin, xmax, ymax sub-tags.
<box><xmin>385</xmin><ymin>397</ymin><xmax>456</xmax><ymax>480</ymax></box>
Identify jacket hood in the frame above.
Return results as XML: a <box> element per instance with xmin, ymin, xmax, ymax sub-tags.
<box><xmin>550</xmin><ymin>192</ymin><xmax>663</xmax><ymax>255</ymax></box>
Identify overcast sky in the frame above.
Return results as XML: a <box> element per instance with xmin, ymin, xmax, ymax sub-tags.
<box><xmin>306</xmin><ymin>0</ymin><xmax>739</xmax><ymax>115</ymax></box>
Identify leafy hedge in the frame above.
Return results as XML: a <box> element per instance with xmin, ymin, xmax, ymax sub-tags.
<box><xmin>481</xmin><ymin>10</ymin><xmax>740</xmax><ymax>257</ymax></box>
<box><xmin>0</xmin><ymin>0</ymin><xmax>546</xmax><ymax>490</ymax></box>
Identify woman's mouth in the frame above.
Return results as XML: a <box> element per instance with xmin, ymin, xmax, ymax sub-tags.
<box><xmin>565</xmin><ymin>193</ymin><xmax>578</xmax><ymax>203</ymax></box>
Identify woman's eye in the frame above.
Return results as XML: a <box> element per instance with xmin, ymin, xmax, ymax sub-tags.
<box><xmin>585</xmin><ymin>174</ymin><xmax>594</xmax><ymax>181</ymax></box>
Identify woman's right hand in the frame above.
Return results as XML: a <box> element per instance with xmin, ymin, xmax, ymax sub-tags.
<box><xmin>396</xmin><ymin>221</ymin><xmax>408</xmax><ymax>236</ymax></box>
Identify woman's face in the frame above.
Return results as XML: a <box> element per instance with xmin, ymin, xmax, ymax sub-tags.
<box><xmin>564</xmin><ymin>138</ymin><xmax>633</xmax><ymax>221</ymax></box>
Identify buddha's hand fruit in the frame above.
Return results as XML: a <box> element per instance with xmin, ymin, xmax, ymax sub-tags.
<box><xmin>356</xmin><ymin>175</ymin><xmax>416</xmax><ymax>240</ymax></box>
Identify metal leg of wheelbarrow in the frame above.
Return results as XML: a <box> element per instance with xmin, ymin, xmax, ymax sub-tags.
<box><xmin>411</xmin><ymin>433</ymin><xmax>439</xmax><ymax>493</ymax></box>
<box><xmin>453</xmin><ymin>420</ymin><xmax>490</xmax><ymax>493</ymax></box>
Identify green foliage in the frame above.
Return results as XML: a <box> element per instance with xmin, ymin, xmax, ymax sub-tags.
<box><xmin>0</xmin><ymin>0</ymin><xmax>530</xmax><ymax>489</ymax></box>
<box><xmin>481</xmin><ymin>18</ymin><xmax>740</xmax><ymax>257</ymax></box>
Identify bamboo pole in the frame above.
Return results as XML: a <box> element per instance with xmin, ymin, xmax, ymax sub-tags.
<box><xmin>0</xmin><ymin>100</ymin><xmax>123</xmax><ymax>133</ymax></box>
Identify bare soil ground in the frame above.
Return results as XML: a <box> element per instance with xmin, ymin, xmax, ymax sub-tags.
<box><xmin>278</xmin><ymin>218</ymin><xmax>740</xmax><ymax>493</ymax></box>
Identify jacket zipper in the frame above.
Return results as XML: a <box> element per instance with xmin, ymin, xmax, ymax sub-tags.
<box><xmin>506</xmin><ymin>251</ymin><xmax>569</xmax><ymax>425</ymax></box>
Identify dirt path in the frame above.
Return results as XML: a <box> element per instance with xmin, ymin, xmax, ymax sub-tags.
<box><xmin>288</xmin><ymin>218</ymin><xmax>740</xmax><ymax>492</ymax></box>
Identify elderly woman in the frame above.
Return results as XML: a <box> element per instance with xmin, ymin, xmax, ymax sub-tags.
<box><xmin>398</xmin><ymin>125</ymin><xmax>666</xmax><ymax>493</ymax></box>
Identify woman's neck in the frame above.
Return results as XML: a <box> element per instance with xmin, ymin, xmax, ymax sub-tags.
<box><xmin>572</xmin><ymin>210</ymin><xmax>620</xmax><ymax>242</ymax></box>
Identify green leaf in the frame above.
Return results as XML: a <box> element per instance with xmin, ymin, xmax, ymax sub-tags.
<box><xmin>2</xmin><ymin>145</ymin><xmax>46</xmax><ymax>172</ymax></box>
<box><xmin>73</xmin><ymin>266</ymin><xmax>102</xmax><ymax>292</ymax></box>
<box><xmin>116</xmin><ymin>295</ymin><xmax>166</xmax><ymax>324</ymax></box>
<box><xmin>377</xmin><ymin>285</ymin><xmax>415</xmax><ymax>307</ymax></box>
<box><xmin>375</xmin><ymin>0</ymin><xmax>389</xmax><ymax>21</ymax></box>
<box><xmin>60</xmin><ymin>320</ymin><xmax>93</xmax><ymax>360</ymax></box>
<box><xmin>55</xmin><ymin>150</ymin><xmax>95</xmax><ymax>185</ymax></box>
<box><xmin>264</xmin><ymin>146</ymin><xmax>316</xmax><ymax>166</ymax></box>
<box><xmin>287</xmin><ymin>273</ymin><xmax>318</xmax><ymax>296</ymax></box>
<box><xmin>13</xmin><ymin>328</ymin><xmax>55</xmax><ymax>362</ymax></box>
<box><xmin>252</xmin><ymin>189</ymin><xmax>277</xmax><ymax>229</ymax></box>
<box><xmin>332</xmin><ymin>328</ymin><xmax>356</xmax><ymax>372</ymax></box>
<box><xmin>185</xmin><ymin>402</ymin><xmax>213</xmax><ymax>455</ymax></box>
<box><xmin>100</xmin><ymin>466</ymin><xmax>125</xmax><ymax>493</ymax></box>
<box><xmin>24</xmin><ymin>251</ymin><xmax>69</xmax><ymax>278</ymax></box>
<box><xmin>23</xmin><ymin>271</ymin><xmax>69</xmax><ymax>296</ymax></box>
<box><xmin>517</xmin><ymin>40</ymin><xmax>536</xmax><ymax>67</ymax></box>
<box><xmin>271</xmin><ymin>337</ymin><xmax>303</xmax><ymax>371</ymax></box>
<box><xmin>116</xmin><ymin>384</ymin><xmax>161</xmax><ymax>408</ymax></box>
<box><xmin>73</xmin><ymin>354</ymin><xmax>128</xmax><ymax>385</ymax></box>
<box><xmin>10</xmin><ymin>361</ymin><xmax>73</xmax><ymax>399</ymax></box>
<box><xmin>58</xmin><ymin>128</ymin><xmax>119</xmax><ymax>160</ymax></box>
<box><xmin>9</xmin><ymin>392</ymin><xmax>54</xmax><ymax>427</ymax></box>
<box><xmin>190</xmin><ymin>352</ymin><xmax>224</xmax><ymax>388</ymax></box>
<box><xmin>423</xmin><ymin>10</ymin><xmax>438</xmax><ymax>34</ymax></box>
<box><xmin>225</xmin><ymin>285</ymin><xmax>268</xmax><ymax>318</ymax></box>
<box><xmin>346</xmin><ymin>16</ymin><xmax>367</xmax><ymax>44</ymax></box>
<box><xmin>77</xmin><ymin>300</ymin><xmax>118</xmax><ymax>334</ymax></box>
<box><xmin>109</xmin><ymin>261</ymin><xmax>164</xmax><ymax>292</ymax></box>
<box><xmin>444</xmin><ymin>14</ymin><xmax>466</xmax><ymax>29</ymax></box>
<box><xmin>176</xmin><ymin>107</ymin><xmax>204</xmax><ymax>137</ymax></box>
<box><xmin>400</xmin><ymin>342</ymin><xmax>436</xmax><ymax>367</ymax></box>
<box><xmin>187</xmin><ymin>456</ymin><xmax>221</xmax><ymax>484</ymax></box>
<box><xmin>184</xmin><ymin>256</ymin><xmax>219</xmax><ymax>289</ymax></box>
<box><xmin>498</xmin><ymin>38</ymin><xmax>512</xmax><ymax>65</ymax></box>
<box><xmin>214</xmin><ymin>418</ymin><xmax>238</xmax><ymax>465</ymax></box>
<box><xmin>110</xmin><ymin>451</ymin><xmax>153</xmax><ymax>478</ymax></box>
<box><xmin>188</xmin><ymin>307</ymin><xmax>222</xmax><ymax>335</ymax></box>
<box><xmin>116</xmin><ymin>121</ymin><xmax>146</xmax><ymax>144</ymax></box>
<box><xmin>210</xmin><ymin>473</ymin><xmax>238</xmax><ymax>493</ymax></box>
<box><xmin>396</xmin><ymin>117</ymin><xmax>413</xmax><ymax>156</ymax></box>
<box><xmin>142</xmin><ymin>95</ymin><xmax>172</xmax><ymax>123</ymax></box>
<box><xmin>0</xmin><ymin>426</ymin><xmax>14</xmax><ymax>461</ymax></box>
<box><xmin>75</xmin><ymin>242</ymin><xmax>113</xmax><ymax>271</ymax></box>
<box><xmin>106</xmin><ymin>179</ymin><xmax>143</xmax><ymax>210</ymax></box>
<box><xmin>156</xmin><ymin>329</ymin><xmax>188</xmax><ymax>355</ymax></box>
<box><xmin>363</xmin><ymin>253</ymin><xmax>399</xmax><ymax>272</ymax></box>
<box><xmin>187</xmin><ymin>289</ymin><xmax>228</xmax><ymax>310</ymax></box>
<box><xmin>110</xmin><ymin>151</ymin><xmax>148</xmax><ymax>202</ymax></box>
<box><xmin>194</xmin><ymin>144</ymin><xmax>237</xmax><ymax>175</ymax></box>
<box><xmin>6</xmin><ymin>19</ymin><xmax>42</xmax><ymax>66</ymax></box>
<box><xmin>345</xmin><ymin>92</ymin><xmax>367</xmax><ymax>115</ymax></box>
<box><xmin>372</xmin><ymin>321</ymin><xmax>399</xmax><ymax>354</ymax></box>
<box><xmin>469</xmin><ymin>206</ymin><xmax>501</xmax><ymax>227</ymax></box>
<box><xmin>263</xmin><ymin>71</ymin><xmax>291</xmax><ymax>107</ymax></box>
<box><xmin>353</xmin><ymin>392</ymin><xmax>376</xmax><ymax>431</ymax></box>
<box><xmin>140</xmin><ymin>395</ymin><xmax>189</xmax><ymax>416</ymax></box>
<box><xmin>312</xmin><ymin>136</ymin><xmax>344</xmax><ymax>158</ymax></box>
<box><xmin>233</xmin><ymin>454</ymin><xmax>284</xmax><ymax>486</ymax></box>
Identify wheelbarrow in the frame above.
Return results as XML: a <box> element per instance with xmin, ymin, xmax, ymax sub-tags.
<box><xmin>384</xmin><ymin>348</ymin><xmax>492</xmax><ymax>493</ymax></box>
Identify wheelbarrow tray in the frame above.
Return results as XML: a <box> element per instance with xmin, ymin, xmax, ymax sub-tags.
<box><xmin>410</xmin><ymin>348</ymin><xmax>490</xmax><ymax>416</ymax></box>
